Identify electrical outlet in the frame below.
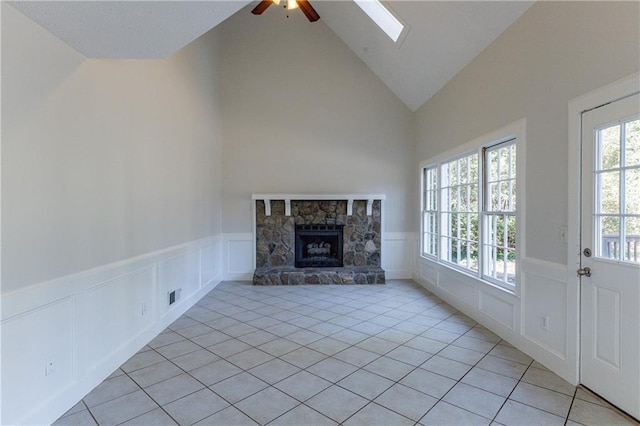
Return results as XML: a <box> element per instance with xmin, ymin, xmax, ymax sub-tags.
<box><xmin>45</xmin><ymin>354</ymin><xmax>56</xmax><ymax>376</ymax></box>
<box><xmin>541</xmin><ymin>315</ymin><xmax>550</xmax><ymax>331</ymax></box>
<box><xmin>168</xmin><ymin>289</ymin><xmax>182</xmax><ymax>306</ymax></box>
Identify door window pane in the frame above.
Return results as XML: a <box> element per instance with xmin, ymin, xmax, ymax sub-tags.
<box><xmin>599</xmin><ymin>125</ymin><xmax>621</xmax><ymax>169</ymax></box>
<box><xmin>599</xmin><ymin>216</ymin><xmax>620</xmax><ymax>259</ymax></box>
<box><xmin>625</xmin><ymin>119</ymin><xmax>640</xmax><ymax>166</ymax></box>
<box><xmin>625</xmin><ymin>217</ymin><xmax>640</xmax><ymax>263</ymax></box>
<box><xmin>599</xmin><ymin>171</ymin><xmax>620</xmax><ymax>214</ymax></box>
<box><xmin>626</xmin><ymin>169</ymin><xmax>640</xmax><ymax>214</ymax></box>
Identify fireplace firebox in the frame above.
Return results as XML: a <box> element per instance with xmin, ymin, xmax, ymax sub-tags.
<box><xmin>295</xmin><ymin>224</ymin><xmax>344</xmax><ymax>268</ymax></box>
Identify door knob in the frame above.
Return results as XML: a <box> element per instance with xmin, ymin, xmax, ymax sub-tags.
<box><xmin>577</xmin><ymin>267</ymin><xmax>591</xmax><ymax>277</ymax></box>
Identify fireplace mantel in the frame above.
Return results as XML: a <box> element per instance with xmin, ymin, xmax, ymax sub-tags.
<box><xmin>252</xmin><ymin>193</ymin><xmax>386</xmax><ymax>216</ymax></box>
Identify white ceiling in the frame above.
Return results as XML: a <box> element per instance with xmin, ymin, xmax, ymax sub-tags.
<box><xmin>9</xmin><ymin>0</ymin><xmax>534</xmax><ymax>111</ymax></box>
<box><xmin>314</xmin><ymin>1</ymin><xmax>533</xmax><ymax>111</ymax></box>
<box><xmin>9</xmin><ymin>1</ymin><xmax>251</xmax><ymax>58</ymax></box>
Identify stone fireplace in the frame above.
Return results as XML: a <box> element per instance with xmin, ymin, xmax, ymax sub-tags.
<box><xmin>252</xmin><ymin>194</ymin><xmax>386</xmax><ymax>285</ymax></box>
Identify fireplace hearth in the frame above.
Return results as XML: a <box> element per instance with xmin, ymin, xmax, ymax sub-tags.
<box><xmin>295</xmin><ymin>224</ymin><xmax>344</xmax><ymax>268</ymax></box>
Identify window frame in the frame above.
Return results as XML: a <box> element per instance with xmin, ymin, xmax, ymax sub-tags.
<box><xmin>419</xmin><ymin>120</ymin><xmax>526</xmax><ymax>293</ymax></box>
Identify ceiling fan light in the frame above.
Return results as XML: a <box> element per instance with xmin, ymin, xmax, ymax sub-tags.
<box><xmin>286</xmin><ymin>0</ymin><xmax>299</xmax><ymax>10</ymax></box>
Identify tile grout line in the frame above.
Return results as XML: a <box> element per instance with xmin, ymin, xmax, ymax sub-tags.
<box><xmin>69</xmin><ymin>281</ymin><xmax>603</xmax><ymax>426</ymax></box>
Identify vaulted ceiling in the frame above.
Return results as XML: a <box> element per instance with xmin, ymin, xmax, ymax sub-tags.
<box><xmin>9</xmin><ymin>1</ymin><xmax>534</xmax><ymax>111</ymax></box>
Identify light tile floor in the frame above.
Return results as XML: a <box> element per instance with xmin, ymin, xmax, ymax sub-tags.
<box><xmin>54</xmin><ymin>280</ymin><xmax>639</xmax><ymax>426</ymax></box>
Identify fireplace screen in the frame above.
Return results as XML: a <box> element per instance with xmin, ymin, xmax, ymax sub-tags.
<box><xmin>295</xmin><ymin>224</ymin><xmax>344</xmax><ymax>268</ymax></box>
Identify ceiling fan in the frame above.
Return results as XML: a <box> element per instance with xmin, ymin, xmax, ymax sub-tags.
<box><xmin>251</xmin><ymin>0</ymin><xmax>320</xmax><ymax>22</ymax></box>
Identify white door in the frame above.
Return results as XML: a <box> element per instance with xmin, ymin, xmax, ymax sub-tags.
<box><xmin>580</xmin><ymin>92</ymin><xmax>640</xmax><ymax>420</ymax></box>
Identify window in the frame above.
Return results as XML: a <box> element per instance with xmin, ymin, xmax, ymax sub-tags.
<box><xmin>440</xmin><ymin>154</ymin><xmax>479</xmax><ymax>272</ymax></box>
<box><xmin>422</xmin><ymin>166</ymin><xmax>438</xmax><ymax>257</ymax></box>
<box><xmin>595</xmin><ymin>118</ymin><xmax>640</xmax><ymax>262</ymax></box>
<box><xmin>420</xmin><ymin>122</ymin><xmax>523</xmax><ymax>291</ymax></box>
<box><xmin>483</xmin><ymin>141</ymin><xmax>517</xmax><ymax>285</ymax></box>
<box><xmin>353</xmin><ymin>0</ymin><xmax>405</xmax><ymax>42</ymax></box>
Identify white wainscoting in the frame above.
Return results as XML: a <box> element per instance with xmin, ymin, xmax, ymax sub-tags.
<box><xmin>382</xmin><ymin>232</ymin><xmax>416</xmax><ymax>279</ymax></box>
<box><xmin>0</xmin><ymin>235</ymin><xmax>223</xmax><ymax>426</ymax></box>
<box><xmin>520</xmin><ymin>256</ymin><xmax>576</xmax><ymax>383</ymax></box>
<box><xmin>415</xmin><ymin>255</ymin><xmax>577</xmax><ymax>385</ymax></box>
<box><xmin>222</xmin><ymin>232</ymin><xmax>417</xmax><ymax>281</ymax></box>
<box><xmin>223</xmin><ymin>233</ymin><xmax>254</xmax><ymax>281</ymax></box>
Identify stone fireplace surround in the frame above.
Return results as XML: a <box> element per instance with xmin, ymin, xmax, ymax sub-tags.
<box><xmin>252</xmin><ymin>194</ymin><xmax>386</xmax><ymax>285</ymax></box>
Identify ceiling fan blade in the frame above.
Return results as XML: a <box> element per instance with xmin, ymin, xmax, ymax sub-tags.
<box><xmin>297</xmin><ymin>0</ymin><xmax>320</xmax><ymax>22</ymax></box>
<box><xmin>251</xmin><ymin>0</ymin><xmax>273</xmax><ymax>15</ymax></box>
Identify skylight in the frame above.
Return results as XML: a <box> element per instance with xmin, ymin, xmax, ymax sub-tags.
<box><xmin>353</xmin><ymin>0</ymin><xmax>404</xmax><ymax>42</ymax></box>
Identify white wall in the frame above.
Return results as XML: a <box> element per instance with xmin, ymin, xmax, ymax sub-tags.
<box><xmin>218</xmin><ymin>6</ymin><xmax>415</xmax><ymax>235</ymax></box>
<box><xmin>414</xmin><ymin>1</ymin><xmax>639</xmax><ymax>385</ymax></box>
<box><xmin>2</xmin><ymin>4</ymin><xmax>224</xmax><ymax>292</ymax></box>
<box><xmin>1</xmin><ymin>4</ymin><xmax>225</xmax><ymax>424</ymax></box>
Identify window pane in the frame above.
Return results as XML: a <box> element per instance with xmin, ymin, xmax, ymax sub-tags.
<box><xmin>500</xmin><ymin>181</ymin><xmax>510</xmax><ymax>211</ymax></box>
<box><xmin>470</xmin><ymin>155</ymin><xmax>479</xmax><ymax>181</ymax></box>
<box><xmin>458</xmin><ymin>186</ymin><xmax>467</xmax><ymax>210</ymax></box>
<box><xmin>499</xmin><ymin>147</ymin><xmax>510</xmax><ymax>180</ymax></box>
<box><xmin>467</xmin><ymin>242</ymin><xmax>479</xmax><ymax>270</ymax></box>
<box><xmin>495</xmin><ymin>215</ymin><xmax>505</xmax><ymax>246</ymax></box>
<box><xmin>450</xmin><ymin>187</ymin><xmax>458</xmax><ymax>210</ymax></box>
<box><xmin>599</xmin><ymin>125</ymin><xmax>621</xmax><ymax>170</ymax></box>
<box><xmin>510</xmin><ymin>144</ymin><xmax>517</xmax><ymax>175</ymax></box>
<box><xmin>625</xmin><ymin>217</ymin><xmax>640</xmax><ymax>263</ymax></box>
<box><xmin>599</xmin><ymin>171</ymin><xmax>620</xmax><ymax>214</ymax></box>
<box><xmin>490</xmin><ymin>150</ymin><xmax>499</xmax><ymax>181</ymax></box>
<box><xmin>510</xmin><ymin>180</ymin><xmax>517</xmax><ymax>210</ymax></box>
<box><xmin>626</xmin><ymin>169</ymin><xmax>640</xmax><ymax>214</ymax></box>
<box><xmin>625</xmin><ymin>119</ymin><xmax>640</xmax><ymax>167</ymax></box>
<box><xmin>489</xmin><ymin>182</ymin><xmax>499</xmax><ymax>211</ymax></box>
<box><xmin>486</xmin><ymin>215</ymin><xmax>496</xmax><ymax>246</ymax></box>
<box><xmin>484</xmin><ymin>248</ymin><xmax>516</xmax><ymax>284</ymax></box>
<box><xmin>430</xmin><ymin>233</ymin><xmax>438</xmax><ymax>257</ymax></box>
<box><xmin>459</xmin><ymin>158</ymin><xmax>468</xmax><ymax>184</ymax></box>
<box><xmin>470</xmin><ymin>184</ymin><xmax>479</xmax><ymax>211</ymax></box>
<box><xmin>447</xmin><ymin>161</ymin><xmax>458</xmax><ymax>185</ymax></box>
<box><xmin>507</xmin><ymin>215</ymin><xmax>516</xmax><ymax>249</ymax></box>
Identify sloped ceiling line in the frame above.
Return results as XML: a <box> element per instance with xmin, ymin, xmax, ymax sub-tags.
<box><xmin>9</xmin><ymin>1</ymin><xmax>533</xmax><ymax>111</ymax></box>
